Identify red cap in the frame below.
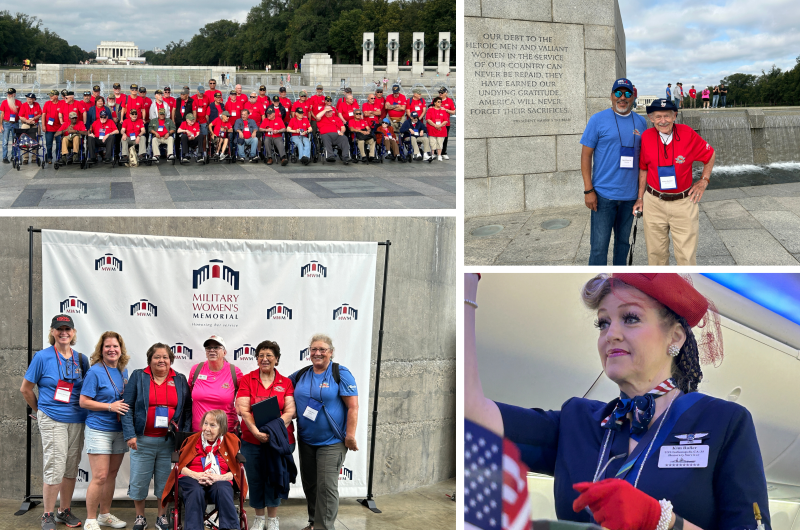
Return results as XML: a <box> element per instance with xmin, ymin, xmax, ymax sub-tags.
<box><xmin>611</xmin><ymin>273</ymin><xmax>708</xmax><ymax>327</ymax></box>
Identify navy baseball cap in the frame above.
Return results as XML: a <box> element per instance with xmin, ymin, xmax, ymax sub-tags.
<box><xmin>646</xmin><ymin>98</ymin><xmax>678</xmax><ymax>113</ymax></box>
<box><xmin>99</xmin><ymin>110</ymin><xmax>110</xmax><ymax>117</ymax></box>
<box><xmin>612</xmin><ymin>78</ymin><xmax>633</xmax><ymax>92</ymax></box>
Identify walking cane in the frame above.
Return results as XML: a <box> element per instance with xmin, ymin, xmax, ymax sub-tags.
<box><xmin>628</xmin><ymin>209</ymin><xmax>642</xmax><ymax>266</ymax></box>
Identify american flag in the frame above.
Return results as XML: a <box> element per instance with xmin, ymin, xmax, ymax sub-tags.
<box><xmin>465</xmin><ymin>419</ymin><xmax>531</xmax><ymax>530</ymax></box>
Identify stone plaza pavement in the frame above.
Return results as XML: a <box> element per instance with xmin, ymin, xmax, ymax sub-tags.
<box><xmin>0</xmin><ymin>145</ymin><xmax>456</xmax><ymax>209</ymax></box>
<box><xmin>465</xmin><ymin>182</ymin><xmax>800</xmax><ymax>266</ymax></box>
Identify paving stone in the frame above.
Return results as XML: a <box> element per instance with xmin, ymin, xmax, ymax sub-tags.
<box><xmin>749</xmin><ymin>210</ymin><xmax>800</xmax><ymax>254</ymax></box>
<box><xmin>719</xmin><ymin>229</ymin><xmax>800</xmax><ymax>265</ymax></box>
<box><xmin>701</xmin><ymin>199</ymin><xmax>763</xmax><ymax>229</ymax></box>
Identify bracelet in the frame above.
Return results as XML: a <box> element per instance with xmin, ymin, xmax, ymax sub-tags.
<box><xmin>656</xmin><ymin>500</ymin><xmax>674</xmax><ymax>530</ymax></box>
<box><xmin>584</xmin><ymin>188</ymin><xmax>595</xmax><ymax>195</ymax></box>
<box><xmin>672</xmin><ymin>515</ymin><xmax>684</xmax><ymax>530</ymax></box>
<box><xmin>108</xmin><ymin>404</ymin><xmax>112</xmax><ymax>412</ymax></box>
<box><xmin>464</xmin><ymin>299</ymin><xmax>478</xmax><ymax>309</ymax></box>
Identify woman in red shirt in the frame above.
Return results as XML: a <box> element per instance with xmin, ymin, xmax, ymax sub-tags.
<box><xmin>426</xmin><ymin>97</ymin><xmax>449</xmax><ymax>161</ymax></box>
<box><xmin>236</xmin><ymin>341</ymin><xmax>296</xmax><ymax>530</ymax></box>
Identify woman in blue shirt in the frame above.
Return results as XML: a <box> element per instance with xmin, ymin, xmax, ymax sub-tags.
<box><xmin>465</xmin><ymin>273</ymin><xmax>771</xmax><ymax>530</ymax></box>
<box><xmin>79</xmin><ymin>331</ymin><xmax>131</xmax><ymax>530</ymax></box>
<box><xmin>20</xmin><ymin>314</ymin><xmax>90</xmax><ymax>530</ymax></box>
<box><xmin>290</xmin><ymin>334</ymin><xmax>359</xmax><ymax>530</ymax></box>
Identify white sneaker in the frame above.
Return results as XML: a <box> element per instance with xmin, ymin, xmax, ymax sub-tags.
<box><xmin>442</xmin><ymin>154</ymin><xmax>449</xmax><ymax>160</ymax></box>
<box><xmin>267</xmin><ymin>517</ymin><xmax>279</xmax><ymax>530</ymax></box>
<box><xmin>97</xmin><ymin>514</ymin><xmax>127</xmax><ymax>528</ymax></box>
<box><xmin>85</xmin><ymin>521</ymin><xmax>102</xmax><ymax>530</ymax></box>
<box><xmin>437</xmin><ymin>155</ymin><xmax>443</xmax><ymax>161</ymax></box>
<box><xmin>249</xmin><ymin>516</ymin><xmax>265</xmax><ymax>530</ymax></box>
<box><xmin>423</xmin><ymin>153</ymin><xmax>430</xmax><ymax>160</ymax></box>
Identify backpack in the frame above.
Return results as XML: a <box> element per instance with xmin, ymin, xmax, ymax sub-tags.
<box><xmin>290</xmin><ymin>362</ymin><xmax>340</xmax><ymax>387</ymax></box>
<box><xmin>190</xmin><ymin>361</ymin><xmax>238</xmax><ymax>393</ymax></box>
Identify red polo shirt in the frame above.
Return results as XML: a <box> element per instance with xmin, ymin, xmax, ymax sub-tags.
<box><xmin>58</xmin><ymin>100</ymin><xmax>82</xmax><ymax>123</ymax></box>
<box><xmin>336</xmin><ymin>99</ymin><xmax>360</xmax><ymax>122</ymax></box>
<box><xmin>20</xmin><ymin>102</ymin><xmax>42</xmax><ymax>124</ymax></box>
<box><xmin>225</xmin><ymin>99</ymin><xmax>244</xmax><ymax>119</ymax></box>
<box><xmin>91</xmin><ymin>119</ymin><xmax>118</xmax><ymax>138</ymax></box>
<box><xmin>385</xmin><ymin>93</ymin><xmax>408</xmax><ymax>119</ymax></box>
<box><xmin>43</xmin><ymin>100</ymin><xmax>62</xmax><ymax>132</ymax></box>
<box><xmin>260</xmin><ymin>116</ymin><xmax>285</xmax><ymax>138</ymax></box>
<box><xmin>426</xmin><ymin>108</ymin><xmax>449</xmax><ymax>137</ymax></box>
<box><xmin>181</xmin><ymin>121</ymin><xmax>201</xmax><ymax>137</ymax></box>
<box><xmin>153</xmin><ymin>119</ymin><xmax>170</xmax><ymax>138</ymax></box>
<box><xmin>237</xmin><ymin>368</ymin><xmax>295</xmax><ymax>445</ymax></box>
<box><xmin>126</xmin><ymin>96</ymin><xmax>145</xmax><ymax>117</ymax></box>
<box><xmin>210</xmin><ymin>117</ymin><xmax>232</xmax><ymax>137</ymax></box>
<box><xmin>288</xmin><ymin>117</ymin><xmax>310</xmax><ymax>136</ymax></box>
<box><xmin>317</xmin><ymin>114</ymin><xmax>344</xmax><ymax>135</ymax></box>
<box><xmin>374</xmin><ymin>96</ymin><xmax>387</xmax><ymax>119</ymax></box>
<box><xmin>143</xmin><ymin>367</ymin><xmax>178</xmax><ymax>438</ymax></box>
<box><xmin>192</xmin><ymin>95</ymin><xmax>209</xmax><ymax>124</ymax></box>
<box><xmin>407</xmin><ymin>97</ymin><xmax>426</xmax><ymax>118</ymax></box>
<box><xmin>639</xmin><ymin>124</ymin><xmax>714</xmax><ymax>193</ymax></box>
<box><xmin>121</xmin><ymin>118</ymin><xmax>145</xmax><ymax>138</ymax></box>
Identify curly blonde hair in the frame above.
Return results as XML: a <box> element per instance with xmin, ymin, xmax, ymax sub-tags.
<box><xmin>89</xmin><ymin>331</ymin><xmax>130</xmax><ymax>371</ymax></box>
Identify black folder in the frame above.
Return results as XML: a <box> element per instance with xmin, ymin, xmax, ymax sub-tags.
<box><xmin>252</xmin><ymin>396</ymin><xmax>281</xmax><ymax>429</ymax></box>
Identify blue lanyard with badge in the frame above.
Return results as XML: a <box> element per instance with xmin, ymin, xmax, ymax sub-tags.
<box><xmin>102</xmin><ymin>361</ymin><xmax>125</xmax><ymax>422</ymax></box>
<box><xmin>151</xmin><ymin>373</ymin><xmax>170</xmax><ymax>428</ymax></box>
<box><xmin>302</xmin><ymin>366</ymin><xmax>345</xmax><ymax>440</ymax></box>
<box><xmin>53</xmin><ymin>347</ymin><xmax>81</xmax><ymax>403</ymax></box>
<box><xmin>657</xmin><ymin>131</ymin><xmax>678</xmax><ymax>190</ymax></box>
<box><xmin>613</xmin><ymin>112</ymin><xmax>636</xmax><ymax>169</ymax></box>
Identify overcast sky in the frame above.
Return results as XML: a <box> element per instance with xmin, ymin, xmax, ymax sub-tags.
<box><xmin>618</xmin><ymin>0</ymin><xmax>800</xmax><ymax>97</ymax></box>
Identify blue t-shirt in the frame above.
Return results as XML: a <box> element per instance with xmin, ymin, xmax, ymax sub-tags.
<box><xmin>293</xmin><ymin>364</ymin><xmax>358</xmax><ymax>446</ymax></box>
<box><xmin>580</xmin><ymin>108</ymin><xmax>647</xmax><ymax>201</ymax></box>
<box><xmin>24</xmin><ymin>345</ymin><xmax>89</xmax><ymax>423</ymax></box>
<box><xmin>81</xmin><ymin>363</ymin><xmax>129</xmax><ymax>432</ymax></box>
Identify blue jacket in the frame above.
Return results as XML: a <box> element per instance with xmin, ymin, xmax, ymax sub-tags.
<box><xmin>259</xmin><ymin>417</ymin><xmax>298</xmax><ymax>498</ymax></box>
<box><xmin>121</xmin><ymin>368</ymin><xmax>192</xmax><ymax>441</ymax></box>
<box><xmin>400</xmin><ymin>119</ymin><xmax>427</xmax><ymax>136</ymax></box>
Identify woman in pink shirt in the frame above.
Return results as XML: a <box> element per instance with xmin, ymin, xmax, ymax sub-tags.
<box><xmin>702</xmin><ymin>88</ymin><xmax>711</xmax><ymax>109</ymax></box>
<box><xmin>188</xmin><ymin>335</ymin><xmax>243</xmax><ymax>435</ymax></box>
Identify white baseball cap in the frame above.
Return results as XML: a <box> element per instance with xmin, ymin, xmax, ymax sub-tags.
<box><xmin>203</xmin><ymin>335</ymin><xmax>227</xmax><ymax>350</ymax></box>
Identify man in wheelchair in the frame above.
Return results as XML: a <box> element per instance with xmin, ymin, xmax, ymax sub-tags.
<box><xmin>58</xmin><ymin>112</ymin><xmax>87</xmax><ymax>164</ymax></box>
<box><xmin>161</xmin><ymin>410</ymin><xmax>247</xmax><ymax>530</ymax></box>
<box><xmin>87</xmin><ymin>110</ymin><xmax>118</xmax><ymax>164</ymax></box>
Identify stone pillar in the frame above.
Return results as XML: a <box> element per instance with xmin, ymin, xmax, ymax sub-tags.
<box><xmin>363</xmin><ymin>32</ymin><xmax>375</xmax><ymax>75</ymax></box>
<box><xmin>387</xmin><ymin>32</ymin><xmax>400</xmax><ymax>76</ymax></box>
<box><xmin>437</xmin><ymin>32</ymin><xmax>451</xmax><ymax>75</ymax></box>
<box><xmin>412</xmin><ymin>32</ymin><xmax>425</xmax><ymax>75</ymax></box>
<box><xmin>464</xmin><ymin>0</ymin><xmax>627</xmax><ymax>217</ymax></box>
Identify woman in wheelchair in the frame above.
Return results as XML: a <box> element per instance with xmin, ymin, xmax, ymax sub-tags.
<box><xmin>162</xmin><ymin>409</ymin><xmax>247</xmax><ymax>530</ymax></box>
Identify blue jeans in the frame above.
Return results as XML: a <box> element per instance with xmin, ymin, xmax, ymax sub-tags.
<box><xmin>238</xmin><ymin>136</ymin><xmax>257</xmax><ymax>158</ymax></box>
<box><xmin>127</xmin><ymin>434</ymin><xmax>174</xmax><ymax>501</ymax></box>
<box><xmin>292</xmin><ymin>136</ymin><xmax>311</xmax><ymax>158</ymax></box>
<box><xmin>241</xmin><ymin>440</ymin><xmax>296</xmax><ymax>509</ymax></box>
<box><xmin>2</xmin><ymin>121</ymin><xmax>19</xmax><ymax>160</ymax></box>
<box><xmin>45</xmin><ymin>131</ymin><xmax>56</xmax><ymax>161</ymax></box>
<box><xmin>712</xmin><ymin>95</ymin><xmax>719</xmax><ymax>108</ymax></box>
<box><xmin>719</xmin><ymin>95</ymin><xmax>726</xmax><ymax>108</ymax></box>
<box><xmin>589</xmin><ymin>193</ymin><xmax>637</xmax><ymax>266</ymax></box>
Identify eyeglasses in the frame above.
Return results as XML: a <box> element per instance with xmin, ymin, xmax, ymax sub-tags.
<box><xmin>257</xmin><ymin>353</ymin><xmax>277</xmax><ymax>360</ymax></box>
<box><xmin>205</xmin><ymin>346</ymin><xmax>222</xmax><ymax>352</ymax></box>
<box><xmin>614</xmin><ymin>90</ymin><xmax>633</xmax><ymax>98</ymax></box>
<box><xmin>310</xmin><ymin>347</ymin><xmax>330</xmax><ymax>353</ymax></box>
<box><xmin>260</xmin><ymin>89</ymin><xmax>266</xmax><ymax>91</ymax></box>
<box><xmin>209</xmin><ymin>82</ymin><xmax>216</xmax><ymax>85</ymax></box>
<box><xmin>249</xmin><ymin>96</ymin><xmax>257</xmax><ymax>99</ymax></box>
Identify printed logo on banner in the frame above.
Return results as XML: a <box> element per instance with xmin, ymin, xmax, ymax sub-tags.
<box><xmin>77</xmin><ymin>469</ymin><xmax>89</xmax><ymax>482</ymax></box>
<box><xmin>95</xmin><ymin>253</ymin><xmax>123</xmax><ymax>271</ymax></box>
<box><xmin>234</xmin><ymin>344</ymin><xmax>256</xmax><ymax>361</ymax></box>
<box><xmin>60</xmin><ymin>296</ymin><xmax>88</xmax><ymax>314</ymax></box>
<box><xmin>333</xmin><ymin>304</ymin><xmax>358</xmax><ymax>321</ymax></box>
<box><xmin>193</xmin><ymin>259</ymin><xmax>239</xmax><ymax>290</ymax></box>
<box><xmin>267</xmin><ymin>303</ymin><xmax>293</xmax><ymax>320</ymax></box>
<box><xmin>171</xmin><ymin>343</ymin><xmax>192</xmax><ymax>360</ymax></box>
<box><xmin>300</xmin><ymin>348</ymin><xmax>310</xmax><ymax>361</ymax></box>
<box><xmin>130</xmin><ymin>299</ymin><xmax>158</xmax><ymax>317</ymax></box>
<box><xmin>301</xmin><ymin>261</ymin><xmax>327</xmax><ymax>278</ymax></box>
<box><xmin>192</xmin><ymin>259</ymin><xmax>241</xmax><ymax>324</ymax></box>
<box><xmin>339</xmin><ymin>467</ymin><xmax>353</xmax><ymax>481</ymax></box>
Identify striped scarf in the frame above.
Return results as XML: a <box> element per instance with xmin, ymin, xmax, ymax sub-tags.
<box><xmin>201</xmin><ymin>437</ymin><xmax>222</xmax><ymax>474</ymax></box>
<box><xmin>600</xmin><ymin>379</ymin><xmax>676</xmax><ymax>440</ymax></box>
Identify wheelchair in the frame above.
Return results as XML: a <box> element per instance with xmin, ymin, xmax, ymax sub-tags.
<box><xmin>10</xmin><ymin>128</ymin><xmax>45</xmax><ymax>170</ymax></box>
<box><xmin>143</xmin><ymin>131</ymin><xmax>178</xmax><ymax>166</ymax></box>
<box><xmin>287</xmin><ymin>132</ymin><xmax>317</xmax><ymax>164</ymax></box>
<box><xmin>52</xmin><ymin>133</ymin><xmax>88</xmax><ymax>171</ymax></box>
<box><xmin>177</xmin><ymin>132</ymin><xmax>209</xmax><ymax>165</ymax></box>
<box><xmin>84</xmin><ymin>135</ymin><xmax>119</xmax><ymax>169</ymax></box>
<box><xmin>401</xmin><ymin>132</ymin><xmax>434</xmax><ymax>164</ymax></box>
<box><xmin>167</xmin><ymin>432</ymin><xmax>248</xmax><ymax>530</ymax></box>
<box><xmin>209</xmin><ymin>132</ymin><xmax>234</xmax><ymax>163</ymax></box>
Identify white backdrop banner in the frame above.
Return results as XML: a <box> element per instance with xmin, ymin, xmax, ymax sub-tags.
<box><xmin>41</xmin><ymin>229</ymin><xmax>377</xmax><ymax>499</ymax></box>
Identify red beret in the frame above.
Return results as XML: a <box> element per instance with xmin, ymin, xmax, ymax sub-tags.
<box><xmin>612</xmin><ymin>273</ymin><xmax>708</xmax><ymax>327</ymax></box>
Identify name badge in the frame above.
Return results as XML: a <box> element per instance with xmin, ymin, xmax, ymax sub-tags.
<box><xmin>9</xmin><ymin>115</ymin><xmax>17</xmax><ymax>122</ymax></box>
<box><xmin>54</xmin><ymin>380</ymin><xmax>74</xmax><ymax>403</ymax></box>
<box><xmin>158</xmin><ymin>126</ymin><xmax>164</xmax><ymax>132</ymax></box>
<box><xmin>232</xmin><ymin>111</ymin><xmax>237</xmax><ymax>116</ymax></box>
<box><xmin>154</xmin><ymin>405</ymin><xmax>169</xmax><ymax>428</ymax></box>
<box><xmin>244</xmin><ymin>127</ymin><xmax>249</xmax><ymax>133</ymax></box>
<box><xmin>48</xmin><ymin>118</ymin><xmax>54</xmax><ymax>125</ymax></box>
<box><xmin>28</xmin><ymin>114</ymin><xmax>34</xmax><ymax>119</ymax></box>
<box><xmin>303</xmin><ymin>397</ymin><xmax>323</xmax><ymax>422</ymax></box>
<box><xmin>658</xmin><ymin>445</ymin><xmax>709</xmax><ymax>468</ymax></box>
<box><xmin>620</xmin><ymin>146</ymin><xmax>635</xmax><ymax>168</ymax></box>
<box><xmin>198</xmin><ymin>107</ymin><xmax>203</xmax><ymax>113</ymax></box>
<box><xmin>197</xmin><ymin>374</ymin><xmax>208</xmax><ymax>380</ymax></box>
<box><xmin>130</xmin><ymin>134</ymin><xmax>136</xmax><ymax>140</ymax></box>
<box><xmin>658</xmin><ymin>165</ymin><xmax>678</xmax><ymax>190</ymax></box>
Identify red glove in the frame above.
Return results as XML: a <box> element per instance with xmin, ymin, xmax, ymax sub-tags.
<box><xmin>572</xmin><ymin>479</ymin><xmax>662</xmax><ymax>530</ymax></box>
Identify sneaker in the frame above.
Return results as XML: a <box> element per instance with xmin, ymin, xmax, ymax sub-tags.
<box><xmin>219</xmin><ymin>153</ymin><xmax>227</xmax><ymax>160</ymax></box>
<box><xmin>442</xmin><ymin>154</ymin><xmax>449</xmax><ymax>160</ymax></box>
<box><xmin>55</xmin><ymin>508</ymin><xmax>82</xmax><ymax>528</ymax></box>
<box><xmin>182</xmin><ymin>155</ymin><xmax>190</xmax><ymax>162</ymax></box>
<box><xmin>97</xmin><ymin>514</ymin><xmax>126</xmax><ymax>528</ymax></box>
<box><xmin>153</xmin><ymin>156</ymin><xmax>161</xmax><ymax>163</ymax></box>
<box><xmin>250</xmin><ymin>157</ymin><xmax>259</xmax><ymax>163</ymax></box>
<box><xmin>2</xmin><ymin>158</ymin><xmax>9</xmax><ymax>164</ymax></box>
<box><xmin>155</xmin><ymin>515</ymin><xmax>169</xmax><ymax>530</ymax></box>
<box><xmin>132</xmin><ymin>515</ymin><xmax>147</xmax><ymax>530</ymax></box>
<box><xmin>267</xmin><ymin>517</ymin><xmax>279</xmax><ymax>530</ymax></box>
<box><xmin>84</xmin><ymin>521</ymin><xmax>101</xmax><ymax>530</ymax></box>
<box><xmin>342</xmin><ymin>159</ymin><xmax>349</xmax><ymax>165</ymax></box>
<box><xmin>437</xmin><ymin>155</ymin><xmax>443</xmax><ymax>161</ymax></box>
<box><xmin>250</xmin><ymin>516</ymin><xmax>265</xmax><ymax>530</ymax></box>
<box><xmin>168</xmin><ymin>154</ymin><xmax>175</xmax><ymax>161</ymax></box>
<box><xmin>423</xmin><ymin>153</ymin><xmax>430</xmax><ymax>161</ymax></box>
<box><xmin>72</xmin><ymin>154</ymin><xmax>80</xmax><ymax>164</ymax></box>
<box><xmin>301</xmin><ymin>156</ymin><xmax>309</xmax><ymax>164</ymax></box>
<box><xmin>41</xmin><ymin>512</ymin><xmax>56</xmax><ymax>530</ymax></box>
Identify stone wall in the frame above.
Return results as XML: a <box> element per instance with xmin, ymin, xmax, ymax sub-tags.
<box><xmin>0</xmin><ymin>216</ymin><xmax>456</xmax><ymax>500</ymax></box>
<box><xmin>464</xmin><ymin>0</ymin><xmax>626</xmax><ymax>218</ymax></box>
<box><xmin>35</xmin><ymin>65</ymin><xmax>231</xmax><ymax>86</ymax></box>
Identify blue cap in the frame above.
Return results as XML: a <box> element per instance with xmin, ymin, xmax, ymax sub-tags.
<box><xmin>646</xmin><ymin>98</ymin><xmax>678</xmax><ymax>113</ymax></box>
<box><xmin>410</xmin><ymin>111</ymin><xmax>419</xmax><ymax>118</ymax></box>
<box><xmin>612</xmin><ymin>78</ymin><xmax>633</xmax><ymax>92</ymax></box>
<box><xmin>99</xmin><ymin>110</ymin><xmax>110</xmax><ymax>117</ymax></box>
<box><xmin>383</xmin><ymin>117</ymin><xmax>391</xmax><ymax>124</ymax></box>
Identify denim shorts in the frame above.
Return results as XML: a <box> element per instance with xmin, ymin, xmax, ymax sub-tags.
<box><xmin>128</xmin><ymin>434</ymin><xmax>174</xmax><ymax>501</ymax></box>
<box><xmin>85</xmin><ymin>426</ymin><xmax>128</xmax><ymax>455</ymax></box>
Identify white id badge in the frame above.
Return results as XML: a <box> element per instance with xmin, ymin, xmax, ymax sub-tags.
<box><xmin>9</xmin><ymin>115</ymin><xmax>16</xmax><ymax>122</ymax></box>
<box><xmin>658</xmin><ymin>444</ymin><xmax>709</xmax><ymax>468</ymax></box>
<box><xmin>198</xmin><ymin>107</ymin><xmax>203</xmax><ymax>113</ymax></box>
<box><xmin>620</xmin><ymin>156</ymin><xmax>634</xmax><ymax>168</ymax></box>
<box><xmin>232</xmin><ymin>110</ymin><xmax>237</xmax><ymax>116</ymax></box>
<box><xmin>130</xmin><ymin>134</ymin><xmax>136</xmax><ymax>140</ymax></box>
<box><xmin>303</xmin><ymin>406</ymin><xmax>319</xmax><ymax>421</ymax></box>
<box><xmin>244</xmin><ymin>127</ymin><xmax>249</xmax><ymax>133</ymax></box>
<box><xmin>659</xmin><ymin>174</ymin><xmax>677</xmax><ymax>190</ymax></box>
<box><xmin>197</xmin><ymin>374</ymin><xmax>208</xmax><ymax>380</ymax></box>
<box><xmin>154</xmin><ymin>406</ymin><xmax>169</xmax><ymax>428</ymax></box>
<box><xmin>48</xmin><ymin>117</ymin><xmax>54</xmax><ymax>125</ymax></box>
<box><xmin>158</xmin><ymin>126</ymin><xmax>164</xmax><ymax>132</ymax></box>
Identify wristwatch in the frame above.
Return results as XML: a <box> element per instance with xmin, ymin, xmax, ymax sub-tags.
<box><xmin>584</xmin><ymin>188</ymin><xmax>595</xmax><ymax>195</ymax></box>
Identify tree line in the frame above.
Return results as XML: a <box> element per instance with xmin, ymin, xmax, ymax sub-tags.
<box><xmin>0</xmin><ymin>12</ymin><xmax>93</xmax><ymax>66</ymax></box>
<box><xmin>141</xmin><ymin>0</ymin><xmax>455</xmax><ymax>69</ymax></box>
<box><xmin>719</xmin><ymin>58</ymin><xmax>800</xmax><ymax>107</ymax></box>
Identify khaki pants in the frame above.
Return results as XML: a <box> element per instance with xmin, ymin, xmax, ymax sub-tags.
<box><xmin>356</xmin><ymin>137</ymin><xmax>376</xmax><ymax>158</ymax></box>
<box><xmin>38</xmin><ymin>410</ymin><xmax>85</xmax><ymax>485</ymax></box>
<box><xmin>151</xmin><ymin>135</ymin><xmax>174</xmax><ymax>157</ymax></box>
<box><xmin>643</xmin><ymin>191</ymin><xmax>699</xmax><ymax>265</ymax></box>
<box><xmin>409</xmin><ymin>135</ymin><xmax>430</xmax><ymax>155</ymax></box>
<box><xmin>383</xmin><ymin>137</ymin><xmax>399</xmax><ymax>156</ymax></box>
<box><xmin>61</xmin><ymin>134</ymin><xmax>80</xmax><ymax>155</ymax></box>
<box><xmin>429</xmin><ymin>136</ymin><xmax>444</xmax><ymax>151</ymax></box>
<box><xmin>122</xmin><ymin>136</ymin><xmax>147</xmax><ymax>156</ymax></box>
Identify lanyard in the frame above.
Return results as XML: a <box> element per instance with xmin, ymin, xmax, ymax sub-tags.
<box><xmin>612</xmin><ymin>112</ymin><xmax>635</xmax><ymax>149</ymax></box>
<box><xmin>657</xmin><ymin>130</ymin><xmax>676</xmax><ymax>167</ymax></box>
<box><xmin>309</xmin><ymin>366</ymin><xmax>328</xmax><ymax>403</ymax></box>
<box><xmin>150</xmin><ymin>372</ymin><xmax>169</xmax><ymax>407</ymax></box>
<box><xmin>101</xmin><ymin>361</ymin><xmax>124</xmax><ymax>400</ymax></box>
<box><xmin>54</xmin><ymin>347</ymin><xmax>79</xmax><ymax>381</ymax></box>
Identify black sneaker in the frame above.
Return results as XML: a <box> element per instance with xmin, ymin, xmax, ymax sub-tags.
<box><xmin>55</xmin><ymin>508</ymin><xmax>82</xmax><ymax>528</ymax></box>
<box><xmin>132</xmin><ymin>515</ymin><xmax>147</xmax><ymax>530</ymax></box>
<box><xmin>41</xmin><ymin>512</ymin><xmax>56</xmax><ymax>530</ymax></box>
<box><xmin>2</xmin><ymin>158</ymin><xmax>9</xmax><ymax>164</ymax></box>
<box><xmin>155</xmin><ymin>515</ymin><xmax>169</xmax><ymax>530</ymax></box>
<box><xmin>342</xmin><ymin>159</ymin><xmax>350</xmax><ymax>165</ymax></box>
